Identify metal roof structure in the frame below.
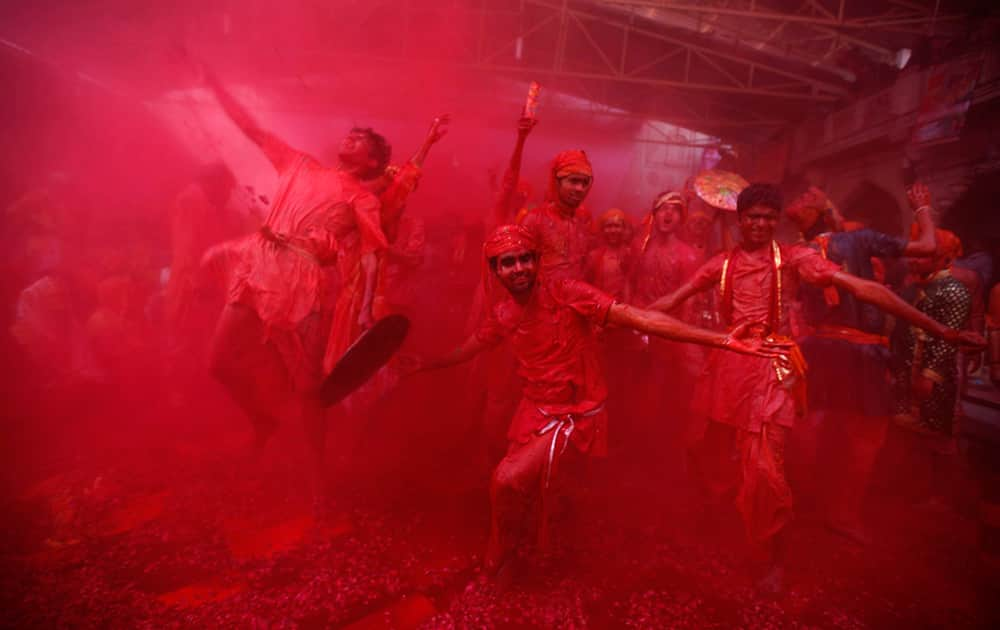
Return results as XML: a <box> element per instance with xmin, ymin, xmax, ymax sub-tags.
<box><xmin>1</xmin><ymin>1</ymin><xmax>995</xmax><ymax>144</ymax></box>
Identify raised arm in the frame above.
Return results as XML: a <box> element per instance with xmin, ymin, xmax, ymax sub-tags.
<box><xmin>203</xmin><ymin>70</ymin><xmax>297</xmax><ymax>173</ymax></box>
<box><xmin>902</xmin><ymin>182</ymin><xmax>937</xmax><ymax>257</ymax></box>
<box><xmin>492</xmin><ymin>117</ymin><xmax>537</xmax><ymax>227</ymax></box>
<box><xmin>832</xmin><ymin>271</ymin><xmax>983</xmax><ymax>347</ymax></box>
<box><xmin>410</xmin><ymin>115</ymin><xmax>450</xmax><ymax>169</ymax></box>
<box><xmin>379</xmin><ymin>116</ymin><xmax>450</xmax><ymax>237</ymax></box>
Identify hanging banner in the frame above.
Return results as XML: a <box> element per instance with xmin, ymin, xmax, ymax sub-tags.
<box><xmin>912</xmin><ymin>55</ymin><xmax>984</xmax><ymax>145</ymax></box>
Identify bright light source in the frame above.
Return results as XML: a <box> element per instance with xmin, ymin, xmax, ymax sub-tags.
<box><xmin>895</xmin><ymin>48</ymin><xmax>912</xmax><ymax>70</ymax></box>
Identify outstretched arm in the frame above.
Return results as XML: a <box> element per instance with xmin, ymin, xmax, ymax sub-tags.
<box><xmin>832</xmin><ymin>271</ymin><xmax>983</xmax><ymax>347</ymax></box>
<box><xmin>607</xmin><ymin>303</ymin><xmax>784</xmax><ymax>358</ymax></box>
<box><xmin>409</xmin><ymin>334</ymin><xmax>492</xmax><ymax>373</ymax></box>
<box><xmin>203</xmin><ymin>70</ymin><xmax>297</xmax><ymax>173</ymax></box>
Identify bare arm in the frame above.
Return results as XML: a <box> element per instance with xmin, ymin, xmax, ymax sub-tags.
<box><xmin>832</xmin><ymin>271</ymin><xmax>982</xmax><ymax>346</ymax></box>
<box><xmin>203</xmin><ymin>71</ymin><xmax>296</xmax><ymax>172</ymax></box>
<box><xmin>607</xmin><ymin>303</ymin><xmax>782</xmax><ymax>358</ymax></box>
<box><xmin>492</xmin><ymin>117</ymin><xmax>536</xmax><ymax>227</ymax></box>
<box><xmin>410</xmin><ymin>115</ymin><xmax>450</xmax><ymax>168</ymax></box>
<box><xmin>417</xmin><ymin>334</ymin><xmax>492</xmax><ymax>371</ymax></box>
<box><xmin>902</xmin><ymin>182</ymin><xmax>937</xmax><ymax>256</ymax></box>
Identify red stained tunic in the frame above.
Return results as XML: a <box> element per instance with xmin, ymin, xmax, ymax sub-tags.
<box><xmin>690</xmin><ymin>243</ymin><xmax>841</xmax><ymax>432</ymax></box>
<box><xmin>520</xmin><ymin>202</ymin><xmax>594</xmax><ymax>282</ymax></box>
<box><xmin>475</xmin><ymin>279</ymin><xmax>615</xmax><ymax>455</ymax></box>
<box><xmin>585</xmin><ymin>245</ymin><xmax>634</xmax><ymax>302</ymax></box>
<box><xmin>229</xmin><ymin>137</ymin><xmax>386</xmax><ymax>334</ymax></box>
<box><xmin>632</xmin><ymin>236</ymin><xmax>701</xmax><ymax>309</ymax></box>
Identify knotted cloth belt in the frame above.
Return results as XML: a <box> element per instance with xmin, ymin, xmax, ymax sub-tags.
<box><xmin>535</xmin><ymin>402</ymin><xmax>605</xmax><ymax>489</ymax></box>
<box><xmin>259</xmin><ymin>225</ymin><xmax>323</xmax><ymax>266</ymax></box>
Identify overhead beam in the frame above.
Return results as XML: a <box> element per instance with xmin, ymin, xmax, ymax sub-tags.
<box><xmin>601</xmin><ymin>0</ymin><xmax>965</xmax><ymax>28</ymax></box>
<box><xmin>531</xmin><ymin>0</ymin><xmax>849</xmax><ymax>96</ymax></box>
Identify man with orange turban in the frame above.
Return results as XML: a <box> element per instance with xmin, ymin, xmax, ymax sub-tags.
<box><xmin>788</xmin><ymin>183</ymin><xmax>937</xmax><ymax>545</ymax></box>
<box><xmin>409</xmin><ymin>224</ymin><xmax>786</xmax><ymax>580</ymax></box>
<box><xmin>892</xmin><ymin>227</ymin><xmax>971</xmax><ymax>436</ymax></box>
<box><xmin>519</xmin><ymin>149</ymin><xmax>596</xmax><ymax>281</ymax></box>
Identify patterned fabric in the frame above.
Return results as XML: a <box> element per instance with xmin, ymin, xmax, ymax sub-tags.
<box><xmin>891</xmin><ymin>271</ymin><xmax>971</xmax><ymax>435</ymax></box>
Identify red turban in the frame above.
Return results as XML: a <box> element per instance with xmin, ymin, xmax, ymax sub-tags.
<box><xmin>482</xmin><ymin>224</ymin><xmax>538</xmax><ymax>302</ymax></box>
<box><xmin>484</xmin><ymin>224</ymin><xmax>537</xmax><ymax>260</ymax></box>
<box><xmin>599</xmin><ymin>208</ymin><xmax>626</xmax><ymax>226</ymax></box>
<box><xmin>546</xmin><ymin>150</ymin><xmax>593</xmax><ymax>201</ymax></box>
<box><xmin>909</xmin><ymin>223</ymin><xmax>963</xmax><ymax>270</ymax></box>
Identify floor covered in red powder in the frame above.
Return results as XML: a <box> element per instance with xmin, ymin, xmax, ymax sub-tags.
<box><xmin>4</xmin><ymin>387</ymin><xmax>999</xmax><ymax>629</ymax></box>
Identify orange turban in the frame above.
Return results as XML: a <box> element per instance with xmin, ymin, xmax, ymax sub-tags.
<box><xmin>484</xmin><ymin>224</ymin><xmax>537</xmax><ymax>260</ymax></box>
<box><xmin>600</xmin><ymin>208</ymin><xmax>626</xmax><ymax>226</ymax></box>
<box><xmin>546</xmin><ymin>150</ymin><xmax>593</xmax><ymax>201</ymax></box>
<box><xmin>909</xmin><ymin>223</ymin><xmax>963</xmax><ymax>270</ymax></box>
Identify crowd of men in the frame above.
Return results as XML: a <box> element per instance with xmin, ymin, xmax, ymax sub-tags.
<box><xmin>6</xmin><ymin>60</ymin><xmax>999</xmax><ymax>595</ymax></box>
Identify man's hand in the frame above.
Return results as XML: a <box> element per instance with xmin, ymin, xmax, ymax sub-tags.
<box><xmin>907</xmin><ymin>182</ymin><xmax>932</xmax><ymax>210</ymax></box>
<box><xmin>516</xmin><ymin>116</ymin><xmax>537</xmax><ymax>138</ymax></box>
<box><xmin>427</xmin><ymin>115</ymin><xmax>451</xmax><ymax>145</ymax></box>
<box><xmin>718</xmin><ymin>322</ymin><xmax>792</xmax><ymax>360</ymax></box>
<box><xmin>943</xmin><ymin>328</ymin><xmax>986</xmax><ymax>350</ymax></box>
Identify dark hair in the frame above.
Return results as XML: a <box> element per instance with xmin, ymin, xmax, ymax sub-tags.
<box><xmin>736</xmin><ymin>183</ymin><xmax>783</xmax><ymax>215</ymax></box>
<box><xmin>488</xmin><ymin>251</ymin><xmax>536</xmax><ymax>272</ymax></box>
<box><xmin>351</xmin><ymin>127</ymin><xmax>392</xmax><ymax>178</ymax></box>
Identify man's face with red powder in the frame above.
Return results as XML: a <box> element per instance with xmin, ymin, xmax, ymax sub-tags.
<box><xmin>557</xmin><ymin>174</ymin><xmax>592</xmax><ymax>209</ymax></box>
<box><xmin>493</xmin><ymin>248</ymin><xmax>537</xmax><ymax>295</ymax></box>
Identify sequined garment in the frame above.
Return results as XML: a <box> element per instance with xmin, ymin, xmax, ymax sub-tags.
<box><xmin>891</xmin><ymin>271</ymin><xmax>971</xmax><ymax>435</ymax></box>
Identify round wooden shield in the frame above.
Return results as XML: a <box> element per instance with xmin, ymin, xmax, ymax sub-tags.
<box><xmin>320</xmin><ymin>315</ymin><xmax>410</xmax><ymax>407</ymax></box>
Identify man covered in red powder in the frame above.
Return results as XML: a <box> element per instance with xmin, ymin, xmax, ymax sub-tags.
<box><xmin>650</xmin><ymin>183</ymin><xmax>983</xmax><ymax>592</ymax></box>
<box><xmin>409</xmin><ymin>224</ymin><xmax>782</xmax><ymax>580</ymax></box>
<box><xmin>199</xmin><ymin>67</ymin><xmax>389</xmax><ymax>509</ymax></box>
<box><xmin>585</xmin><ymin>208</ymin><xmax>634</xmax><ymax>302</ymax></box>
<box><xmin>519</xmin><ymin>150</ymin><xmax>596</xmax><ymax>281</ymax></box>
<box><xmin>630</xmin><ymin>191</ymin><xmax>704</xmax><ymax>455</ymax></box>
<box><xmin>633</xmin><ymin>191</ymin><xmax>700</xmax><ymax>311</ymax></box>
<box><xmin>787</xmin><ymin>184</ymin><xmax>937</xmax><ymax>544</ymax></box>
<box><xmin>325</xmin><ymin>117</ymin><xmax>449</xmax><ymax>379</ymax></box>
